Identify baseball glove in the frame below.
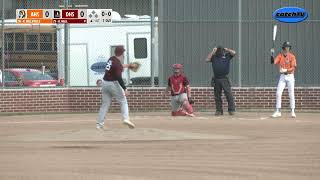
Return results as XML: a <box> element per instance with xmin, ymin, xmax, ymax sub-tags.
<box><xmin>188</xmin><ymin>97</ymin><xmax>195</xmax><ymax>105</ymax></box>
<box><xmin>96</xmin><ymin>79</ymin><xmax>102</xmax><ymax>87</ymax></box>
<box><xmin>128</xmin><ymin>61</ymin><xmax>141</xmax><ymax>72</ymax></box>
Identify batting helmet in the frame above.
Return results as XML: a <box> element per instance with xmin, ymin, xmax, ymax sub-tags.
<box><xmin>282</xmin><ymin>41</ymin><xmax>292</xmax><ymax>49</ymax></box>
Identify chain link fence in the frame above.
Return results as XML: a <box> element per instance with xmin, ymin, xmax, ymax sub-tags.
<box><xmin>0</xmin><ymin>0</ymin><xmax>157</xmax><ymax>88</ymax></box>
<box><xmin>1</xmin><ymin>0</ymin><xmax>61</xmax><ymax>88</ymax></box>
<box><xmin>1</xmin><ymin>0</ymin><xmax>319</xmax><ymax>88</ymax></box>
<box><xmin>158</xmin><ymin>0</ymin><xmax>320</xmax><ymax>87</ymax></box>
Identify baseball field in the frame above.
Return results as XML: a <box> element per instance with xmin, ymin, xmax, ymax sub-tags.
<box><xmin>0</xmin><ymin>112</ymin><xmax>319</xmax><ymax>180</ymax></box>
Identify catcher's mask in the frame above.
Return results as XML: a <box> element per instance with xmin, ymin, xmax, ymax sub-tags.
<box><xmin>282</xmin><ymin>41</ymin><xmax>292</xmax><ymax>51</ymax></box>
<box><xmin>172</xmin><ymin>64</ymin><xmax>183</xmax><ymax>74</ymax></box>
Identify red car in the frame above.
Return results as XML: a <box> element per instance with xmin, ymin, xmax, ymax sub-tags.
<box><xmin>0</xmin><ymin>69</ymin><xmax>59</xmax><ymax>87</ymax></box>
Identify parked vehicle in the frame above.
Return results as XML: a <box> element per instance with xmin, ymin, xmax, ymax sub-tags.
<box><xmin>0</xmin><ymin>68</ymin><xmax>59</xmax><ymax>87</ymax></box>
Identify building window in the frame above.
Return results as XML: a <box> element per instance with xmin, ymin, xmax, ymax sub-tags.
<box><xmin>134</xmin><ymin>38</ymin><xmax>147</xmax><ymax>59</ymax></box>
<box><xmin>40</xmin><ymin>33</ymin><xmax>52</xmax><ymax>51</ymax></box>
<box><xmin>15</xmin><ymin>33</ymin><xmax>25</xmax><ymax>51</ymax></box>
<box><xmin>4</xmin><ymin>33</ymin><xmax>14</xmax><ymax>51</ymax></box>
<box><xmin>26</xmin><ymin>34</ymin><xmax>39</xmax><ymax>51</ymax></box>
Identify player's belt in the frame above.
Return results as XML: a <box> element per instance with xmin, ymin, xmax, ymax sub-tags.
<box><xmin>103</xmin><ymin>78</ymin><xmax>116</xmax><ymax>81</ymax></box>
<box><xmin>172</xmin><ymin>93</ymin><xmax>184</xmax><ymax>96</ymax></box>
<box><xmin>214</xmin><ymin>75</ymin><xmax>228</xmax><ymax>79</ymax></box>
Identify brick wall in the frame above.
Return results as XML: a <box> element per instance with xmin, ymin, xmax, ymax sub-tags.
<box><xmin>0</xmin><ymin>87</ymin><xmax>319</xmax><ymax>113</ymax></box>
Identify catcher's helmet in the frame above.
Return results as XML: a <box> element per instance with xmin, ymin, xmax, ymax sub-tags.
<box><xmin>172</xmin><ymin>64</ymin><xmax>183</xmax><ymax>73</ymax></box>
<box><xmin>172</xmin><ymin>64</ymin><xmax>183</xmax><ymax>69</ymax></box>
<box><xmin>282</xmin><ymin>41</ymin><xmax>292</xmax><ymax>49</ymax></box>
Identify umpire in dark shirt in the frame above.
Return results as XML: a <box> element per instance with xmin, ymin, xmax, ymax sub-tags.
<box><xmin>206</xmin><ymin>46</ymin><xmax>236</xmax><ymax>116</ymax></box>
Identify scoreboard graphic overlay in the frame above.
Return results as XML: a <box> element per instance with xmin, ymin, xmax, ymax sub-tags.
<box><xmin>16</xmin><ymin>9</ymin><xmax>112</xmax><ymax>24</ymax></box>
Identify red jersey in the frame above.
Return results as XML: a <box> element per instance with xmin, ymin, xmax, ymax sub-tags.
<box><xmin>168</xmin><ymin>74</ymin><xmax>189</xmax><ymax>96</ymax></box>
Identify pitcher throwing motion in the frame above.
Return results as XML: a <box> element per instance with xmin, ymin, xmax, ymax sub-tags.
<box><xmin>271</xmin><ymin>42</ymin><xmax>297</xmax><ymax>118</ymax></box>
<box><xmin>96</xmin><ymin>46</ymin><xmax>136</xmax><ymax>129</ymax></box>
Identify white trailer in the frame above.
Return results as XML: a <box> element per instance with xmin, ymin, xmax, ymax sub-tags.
<box><xmin>57</xmin><ymin>14</ymin><xmax>158</xmax><ymax>86</ymax></box>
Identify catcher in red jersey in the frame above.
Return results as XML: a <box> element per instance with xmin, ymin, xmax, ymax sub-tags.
<box><xmin>164</xmin><ymin>64</ymin><xmax>195</xmax><ymax>117</ymax></box>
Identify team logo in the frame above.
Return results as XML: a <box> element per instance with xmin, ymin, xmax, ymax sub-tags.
<box><xmin>91</xmin><ymin>62</ymin><xmax>107</xmax><ymax>73</ymax></box>
<box><xmin>18</xmin><ymin>10</ymin><xmax>26</xmax><ymax>18</ymax></box>
<box><xmin>54</xmin><ymin>10</ymin><xmax>61</xmax><ymax>18</ymax></box>
<box><xmin>273</xmin><ymin>7</ymin><xmax>308</xmax><ymax>23</ymax></box>
<box><xmin>90</xmin><ymin>56</ymin><xmax>108</xmax><ymax>73</ymax></box>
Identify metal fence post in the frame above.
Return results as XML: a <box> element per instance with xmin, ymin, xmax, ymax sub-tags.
<box><xmin>1</xmin><ymin>0</ymin><xmax>5</xmax><ymax>88</ymax></box>
<box><xmin>150</xmin><ymin>0</ymin><xmax>155</xmax><ymax>87</ymax></box>
<box><xmin>64</xmin><ymin>0</ymin><xmax>69</xmax><ymax>87</ymax></box>
<box><xmin>238</xmin><ymin>0</ymin><xmax>242</xmax><ymax>87</ymax></box>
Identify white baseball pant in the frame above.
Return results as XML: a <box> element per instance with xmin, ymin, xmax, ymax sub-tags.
<box><xmin>276</xmin><ymin>74</ymin><xmax>295</xmax><ymax>109</ymax></box>
<box><xmin>97</xmin><ymin>80</ymin><xmax>129</xmax><ymax>127</ymax></box>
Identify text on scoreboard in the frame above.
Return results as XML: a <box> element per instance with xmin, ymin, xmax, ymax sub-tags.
<box><xmin>16</xmin><ymin>9</ymin><xmax>112</xmax><ymax>24</ymax></box>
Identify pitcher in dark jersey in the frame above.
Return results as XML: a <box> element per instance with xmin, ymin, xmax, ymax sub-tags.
<box><xmin>96</xmin><ymin>46</ymin><xmax>135</xmax><ymax>129</ymax></box>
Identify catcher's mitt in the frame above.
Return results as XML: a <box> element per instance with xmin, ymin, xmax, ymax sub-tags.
<box><xmin>128</xmin><ymin>61</ymin><xmax>141</xmax><ymax>72</ymax></box>
<box><xmin>188</xmin><ymin>97</ymin><xmax>195</xmax><ymax>105</ymax></box>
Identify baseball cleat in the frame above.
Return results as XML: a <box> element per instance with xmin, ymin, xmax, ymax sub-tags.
<box><xmin>123</xmin><ymin>119</ymin><xmax>135</xmax><ymax>129</ymax></box>
<box><xmin>186</xmin><ymin>112</ymin><xmax>195</xmax><ymax>117</ymax></box>
<box><xmin>96</xmin><ymin>124</ymin><xmax>104</xmax><ymax>130</ymax></box>
<box><xmin>291</xmin><ymin>112</ymin><xmax>296</xmax><ymax>118</ymax></box>
<box><xmin>228</xmin><ymin>111</ymin><xmax>236</xmax><ymax>116</ymax></box>
<box><xmin>215</xmin><ymin>111</ymin><xmax>223</xmax><ymax>116</ymax></box>
<box><xmin>271</xmin><ymin>111</ymin><xmax>282</xmax><ymax>118</ymax></box>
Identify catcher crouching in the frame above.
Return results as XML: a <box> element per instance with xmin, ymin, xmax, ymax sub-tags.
<box><xmin>165</xmin><ymin>64</ymin><xmax>195</xmax><ymax>117</ymax></box>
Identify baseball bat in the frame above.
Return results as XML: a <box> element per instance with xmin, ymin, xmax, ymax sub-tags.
<box><xmin>271</xmin><ymin>25</ymin><xmax>277</xmax><ymax>64</ymax></box>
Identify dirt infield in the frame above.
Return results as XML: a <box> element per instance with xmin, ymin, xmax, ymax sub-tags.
<box><xmin>0</xmin><ymin>112</ymin><xmax>319</xmax><ymax>180</ymax></box>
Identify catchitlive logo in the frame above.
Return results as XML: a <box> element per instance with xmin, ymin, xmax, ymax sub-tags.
<box><xmin>273</xmin><ymin>7</ymin><xmax>308</xmax><ymax>23</ymax></box>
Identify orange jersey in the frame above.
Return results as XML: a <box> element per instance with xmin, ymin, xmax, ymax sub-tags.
<box><xmin>274</xmin><ymin>52</ymin><xmax>297</xmax><ymax>74</ymax></box>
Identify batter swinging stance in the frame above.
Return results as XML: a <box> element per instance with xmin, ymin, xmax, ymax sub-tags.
<box><xmin>271</xmin><ymin>42</ymin><xmax>297</xmax><ymax>118</ymax></box>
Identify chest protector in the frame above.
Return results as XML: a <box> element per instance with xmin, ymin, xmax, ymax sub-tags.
<box><xmin>170</xmin><ymin>76</ymin><xmax>185</xmax><ymax>95</ymax></box>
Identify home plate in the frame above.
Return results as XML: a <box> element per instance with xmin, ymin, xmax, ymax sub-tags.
<box><xmin>5</xmin><ymin>128</ymin><xmax>245</xmax><ymax>142</ymax></box>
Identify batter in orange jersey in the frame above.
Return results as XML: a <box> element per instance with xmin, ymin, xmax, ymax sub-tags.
<box><xmin>271</xmin><ymin>41</ymin><xmax>297</xmax><ymax>118</ymax></box>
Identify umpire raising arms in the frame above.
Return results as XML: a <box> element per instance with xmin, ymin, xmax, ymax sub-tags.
<box><xmin>206</xmin><ymin>46</ymin><xmax>236</xmax><ymax>116</ymax></box>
